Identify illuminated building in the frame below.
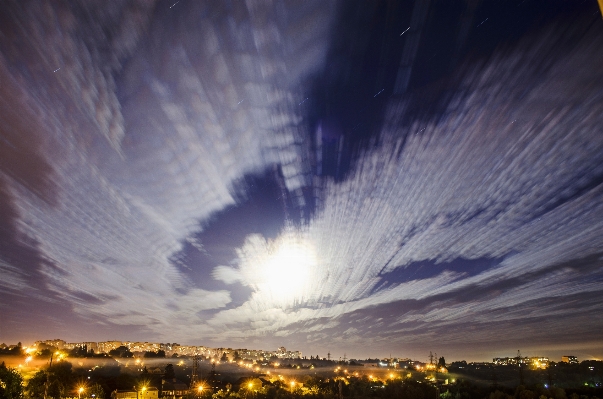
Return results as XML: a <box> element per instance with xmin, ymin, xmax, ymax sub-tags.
<box><xmin>111</xmin><ymin>391</ymin><xmax>137</xmax><ymax>399</ymax></box>
<box><xmin>561</xmin><ymin>356</ymin><xmax>578</xmax><ymax>364</ymax></box>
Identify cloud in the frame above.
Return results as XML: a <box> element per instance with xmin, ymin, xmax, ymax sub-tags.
<box><xmin>0</xmin><ymin>0</ymin><xmax>336</xmax><ymax>341</ymax></box>
<box><xmin>213</xmin><ymin>266</ymin><xmax>244</xmax><ymax>285</ymax></box>
<box><xmin>0</xmin><ymin>1</ymin><xmax>602</xmax><ymax>359</ymax></box>
<box><xmin>199</xmin><ymin>22</ymin><xmax>603</xmax><ymax>350</ymax></box>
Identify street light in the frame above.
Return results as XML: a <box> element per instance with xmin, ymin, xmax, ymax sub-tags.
<box><xmin>78</xmin><ymin>386</ymin><xmax>84</xmax><ymax>399</ymax></box>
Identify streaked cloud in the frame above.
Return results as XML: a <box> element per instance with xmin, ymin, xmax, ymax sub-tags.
<box><xmin>0</xmin><ymin>0</ymin><xmax>601</xmax><ymax>360</ymax></box>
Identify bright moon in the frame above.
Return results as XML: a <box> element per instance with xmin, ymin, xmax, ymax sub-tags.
<box><xmin>260</xmin><ymin>238</ymin><xmax>317</xmax><ymax>301</ymax></box>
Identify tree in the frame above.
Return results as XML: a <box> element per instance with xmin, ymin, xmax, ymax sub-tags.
<box><xmin>490</xmin><ymin>391</ymin><xmax>514</xmax><ymax>399</ymax></box>
<box><xmin>438</xmin><ymin>356</ymin><xmax>446</xmax><ymax>368</ymax></box>
<box><xmin>109</xmin><ymin>346</ymin><xmax>133</xmax><ymax>358</ymax></box>
<box><xmin>220</xmin><ymin>352</ymin><xmax>228</xmax><ymax>362</ymax></box>
<box><xmin>449</xmin><ymin>360</ymin><xmax>467</xmax><ymax>369</ymax></box>
<box><xmin>26</xmin><ymin>362</ymin><xmax>75</xmax><ymax>399</ymax></box>
<box><xmin>0</xmin><ymin>362</ymin><xmax>24</xmax><ymax>399</ymax></box>
<box><xmin>36</xmin><ymin>349</ymin><xmax>53</xmax><ymax>359</ymax></box>
<box><xmin>25</xmin><ymin>370</ymin><xmax>47</xmax><ymax>399</ymax></box>
<box><xmin>49</xmin><ymin>362</ymin><xmax>75</xmax><ymax>399</ymax></box>
<box><xmin>113</xmin><ymin>374</ymin><xmax>137</xmax><ymax>391</ymax></box>
<box><xmin>143</xmin><ymin>350</ymin><xmax>165</xmax><ymax>358</ymax></box>
<box><xmin>89</xmin><ymin>383</ymin><xmax>104</xmax><ymax>399</ymax></box>
<box><xmin>164</xmin><ymin>364</ymin><xmax>175</xmax><ymax>380</ymax></box>
<box><xmin>69</xmin><ymin>345</ymin><xmax>88</xmax><ymax>358</ymax></box>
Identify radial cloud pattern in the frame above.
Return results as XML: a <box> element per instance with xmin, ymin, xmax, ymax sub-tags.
<box><xmin>0</xmin><ymin>0</ymin><xmax>602</xmax><ymax>361</ymax></box>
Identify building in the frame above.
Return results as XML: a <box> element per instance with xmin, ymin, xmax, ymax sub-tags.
<box><xmin>98</xmin><ymin>341</ymin><xmax>123</xmax><ymax>353</ymax></box>
<box><xmin>24</xmin><ymin>338</ymin><xmax>304</xmax><ymax>365</ymax></box>
<box><xmin>493</xmin><ymin>357</ymin><xmax>529</xmax><ymax>365</ymax></box>
<box><xmin>530</xmin><ymin>357</ymin><xmax>549</xmax><ymax>369</ymax></box>
<box><xmin>112</xmin><ymin>387</ymin><xmax>158</xmax><ymax>399</ymax></box>
<box><xmin>111</xmin><ymin>391</ymin><xmax>137</xmax><ymax>399</ymax></box>
<box><xmin>161</xmin><ymin>380</ymin><xmax>188</xmax><ymax>399</ymax></box>
<box><xmin>139</xmin><ymin>388</ymin><xmax>158</xmax><ymax>399</ymax></box>
<box><xmin>36</xmin><ymin>339</ymin><xmax>67</xmax><ymax>349</ymax></box>
<box><xmin>83</xmin><ymin>342</ymin><xmax>99</xmax><ymax>353</ymax></box>
<box><xmin>561</xmin><ymin>356</ymin><xmax>578</xmax><ymax>364</ymax></box>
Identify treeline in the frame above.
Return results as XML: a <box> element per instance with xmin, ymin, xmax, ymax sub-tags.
<box><xmin>448</xmin><ymin>361</ymin><xmax>603</xmax><ymax>389</ymax></box>
<box><xmin>107</xmin><ymin>346</ymin><xmax>165</xmax><ymax>359</ymax></box>
<box><xmin>0</xmin><ymin>342</ymin><xmax>24</xmax><ymax>356</ymax></box>
<box><xmin>208</xmin><ymin>377</ymin><xmax>603</xmax><ymax>399</ymax></box>
<box><xmin>1</xmin><ymin>360</ymin><xmax>140</xmax><ymax>399</ymax></box>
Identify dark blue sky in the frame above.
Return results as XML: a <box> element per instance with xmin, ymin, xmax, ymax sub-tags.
<box><xmin>1</xmin><ymin>0</ymin><xmax>603</xmax><ymax>362</ymax></box>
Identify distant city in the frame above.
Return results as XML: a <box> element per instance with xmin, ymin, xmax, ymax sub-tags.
<box><xmin>0</xmin><ymin>339</ymin><xmax>583</xmax><ymax>367</ymax></box>
<box><xmin>1</xmin><ymin>338</ymin><xmax>600</xmax><ymax>399</ymax></box>
<box><xmin>15</xmin><ymin>339</ymin><xmax>302</xmax><ymax>362</ymax></box>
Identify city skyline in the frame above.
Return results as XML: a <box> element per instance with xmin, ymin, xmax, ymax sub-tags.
<box><xmin>0</xmin><ymin>338</ymin><xmax>596</xmax><ymax>365</ymax></box>
<box><xmin>1</xmin><ymin>1</ymin><xmax>603</xmax><ymax>363</ymax></box>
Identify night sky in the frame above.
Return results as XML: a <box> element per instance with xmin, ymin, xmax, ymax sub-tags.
<box><xmin>1</xmin><ymin>0</ymin><xmax>603</xmax><ymax>362</ymax></box>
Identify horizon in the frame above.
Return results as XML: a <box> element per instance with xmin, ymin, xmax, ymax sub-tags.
<box><xmin>4</xmin><ymin>338</ymin><xmax>601</xmax><ymax>364</ymax></box>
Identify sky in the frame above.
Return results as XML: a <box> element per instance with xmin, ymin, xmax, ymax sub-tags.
<box><xmin>1</xmin><ymin>0</ymin><xmax>603</xmax><ymax>363</ymax></box>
